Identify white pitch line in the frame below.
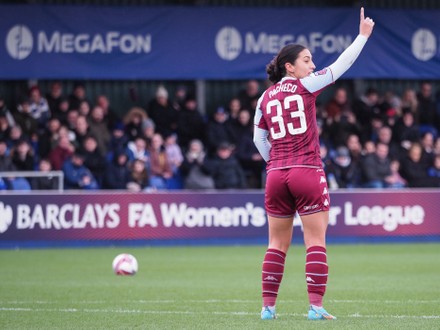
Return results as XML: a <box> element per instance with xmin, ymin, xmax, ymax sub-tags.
<box><xmin>0</xmin><ymin>307</ymin><xmax>439</xmax><ymax>319</ymax></box>
<box><xmin>1</xmin><ymin>298</ymin><xmax>439</xmax><ymax>305</ymax></box>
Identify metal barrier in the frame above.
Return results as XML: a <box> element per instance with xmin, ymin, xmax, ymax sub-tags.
<box><xmin>0</xmin><ymin>171</ymin><xmax>64</xmax><ymax>191</ymax></box>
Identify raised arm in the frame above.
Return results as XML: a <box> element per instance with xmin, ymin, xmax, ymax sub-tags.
<box><xmin>302</xmin><ymin>7</ymin><xmax>375</xmax><ymax>92</ymax></box>
<box><xmin>329</xmin><ymin>7</ymin><xmax>375</xmax><ymax>80</ymax></box>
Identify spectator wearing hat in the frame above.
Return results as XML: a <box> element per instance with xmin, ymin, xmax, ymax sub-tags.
<box><xmin>123</xmin><ymin>106</ymin><xmax>148</xmax><ymax>141</ymax></box>
<box><xmin>62</xmin><ymin>151</ymin><xmax>99</xmax><ymax>190</ymax></box>
<box><xmin>326</xmin><ymin>146</ymin><xmax>361</xmax><ymax>189</ymax></box>
<box><xmin>107</xmin><ymin>122</ymin><xmax>129</xmax><ymax>161</ymax></box>
<box><xmin>171</xmin><ymin>84</ymin><xmax>189</xmax><ymax>111</ymax></box>
<box><xmin>146</xmin><ymin>85</ymin><xmax>178</xmax><ymax>138</ymax></box>
<box><xmin>102</xmin><ymin>149</ymin><xmax>132</xmax><ymax>190</ymax></box>
<box><xmin>141</xmin><ymin>118</ymin><xmax>156</xmax><ymax>145</ymax></box>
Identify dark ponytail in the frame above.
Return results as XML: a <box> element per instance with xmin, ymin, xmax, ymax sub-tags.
<box><xmin>266</xmin><ymin>44</ymin><xmax>306</xmax><ymax>83</ymax></box>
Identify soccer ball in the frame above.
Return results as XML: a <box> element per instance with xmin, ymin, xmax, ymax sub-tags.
<box><xmin>112</xmin><ymin>253</ymin><xmax>138</xmax><ymax>276</ymax></box>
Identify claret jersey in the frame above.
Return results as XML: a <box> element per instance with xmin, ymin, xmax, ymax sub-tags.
<box><xmin>254</xmin><ymin>35</ymin><xmax>368</xmax><ymax>172</ymax></box>
<box><xmin>254</xmin><ymin>73</ymin><xmax>331</xmax><ymax>171</ymax></box>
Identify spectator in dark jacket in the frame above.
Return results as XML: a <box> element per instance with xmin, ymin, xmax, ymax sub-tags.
<box><xmin>0</xmin><ymin>140</ymin><xmax>15</xmax><ymax>172</ymax></box>
<box><xmin>360</xmin><ymin>142</ymin><xmax>392</xmax><ymax>188</ymax></box>
<box><xmin>11</xmin><ymin>139</ymin><xmax>35</xmax><ymax>171</ymax></box>
<box><xmin>146</xmin><ymin>85</ymin><xmax>178</xmax><ymax>138</ymax></box>
<box><xmin>80</xmin><ymin>135</ymin><xmax>106</xmax><ymax>187</ymax></box>
<box><xmin>205</xmin><ymin>107</ymin><xmax>234</xmax><ymax>156</ymax></box>
<box><xmin>31</xmin><ymin>158</ymin><xmax>60</xmax><ymax>190</ymax></box>
<box><xmin>400</xmin><ymin>142</ymin><xmax>437</xmax><ymax>187</ymax></box>
<box><xmin>206</xmin><ymin>142</ymin><xmax>246</xmax><ymax>189</ymax></box>
<box><xmin>103</xmin><ymin>149</ymin><xmax>131</xmax><ymax>190</ymax></box>
<box><xmin>176</xmin><ymin>96</ymin><xmax>206</xmax><ymax>151</ymax></box>
<box><xmin>392</xmin><ymin>109</ymin><xmax>420</xmax><ymax>149</ymax></box>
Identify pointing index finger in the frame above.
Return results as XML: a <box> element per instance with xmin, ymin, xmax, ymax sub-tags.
<box><xmin>360</xmin><ymin>7</ymin><xmax>364</xmax><ymax>21</ymax></box>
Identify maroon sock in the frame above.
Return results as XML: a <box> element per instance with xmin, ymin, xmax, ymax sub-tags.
<box><xmin>262</xmin><ymin>248</ymin><xmax>286</xmax><ymax>307</ymax></box>
<box><xmin>305</xmin><ymin>246</ymin><xmax>328</xmax><ymax>307</ymax></box>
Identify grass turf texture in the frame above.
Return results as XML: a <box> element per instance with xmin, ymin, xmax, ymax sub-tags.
<box><xmin>0</xmin><ymin>243</ymin><xmax>439</xmax><ymax>329</ymax></box>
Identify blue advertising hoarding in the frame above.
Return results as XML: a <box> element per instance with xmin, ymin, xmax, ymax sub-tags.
<box><xmin>0</xmin><ymin>5</ymin><xmax>439</xmax><ymax>79</ymax></box>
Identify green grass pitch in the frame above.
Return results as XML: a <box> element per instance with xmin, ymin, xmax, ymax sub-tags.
<box><xmin>0</xmin><ymin>243</ymin><xmax>439</xmax><ymax>329</ymax></box>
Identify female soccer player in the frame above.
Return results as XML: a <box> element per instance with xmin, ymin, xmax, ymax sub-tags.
<box><xmin>253</xmin><ymin>7</ymin><xmax>375</xmax><ymax>320</ymax></box>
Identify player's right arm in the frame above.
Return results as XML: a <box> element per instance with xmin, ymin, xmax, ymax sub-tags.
<box><xmin>253</xmin><ymin>94</ymin><xmax>271</xmax><ymax>162</ymax></box>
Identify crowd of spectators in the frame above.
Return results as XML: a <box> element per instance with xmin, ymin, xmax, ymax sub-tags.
<box><xmin>0</xmin><ymin>79</ymin><xmax>439</xmax><ymax>191</ymax></box>
<box><xmin>320</xmin><ymin>82</ymin><xmax>440</xmax><ymax>188</ymax></box>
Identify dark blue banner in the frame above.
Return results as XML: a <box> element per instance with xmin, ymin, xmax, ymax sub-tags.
<box><xmin>0</xmin><ymin>5</ymin><xmax>439</xmax><ymax>79</ymax></box>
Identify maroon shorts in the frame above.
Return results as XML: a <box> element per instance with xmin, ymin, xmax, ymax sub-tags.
<box><xmin>264</xmin><ymin>167</ymin><xmax>330</xmax><ymax>217</ymax></box>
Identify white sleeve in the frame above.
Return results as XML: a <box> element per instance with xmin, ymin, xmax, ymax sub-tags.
<box><xmin>301</xmin><ymin>34</ymin><xmax>368</xmax><ymax>93</ymax></box>
<box><xmin>328</xmin><ymin>34</ymin><xmax>368</xmax><ymax>81</ymax></box>
<box><xmin>253</xmin><ymin>95</ymin><xmax>271</xmax><ymax>162</ymax></box>
<box><xmin>253</xmin><ymin>126</ymin><xmax>271</xmax><ymax>162</ymax></box>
